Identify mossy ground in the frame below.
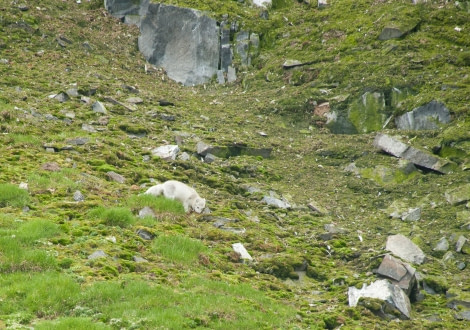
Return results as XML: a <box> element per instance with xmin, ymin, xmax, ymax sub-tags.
<box><xmin>0</xmin><ymin>0</ymin><xmax>469</xmax><ymax>328</ymax></box>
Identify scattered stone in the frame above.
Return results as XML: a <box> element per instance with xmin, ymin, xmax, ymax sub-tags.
<box><xmin>324</xmin><ymin>223</ymin><xmax>347</xmax><ymax>235</ymax></box>
<box><xmin>386</xmin><ymin>234</ymin><xmax>426</xmax><ymax>265</ymax></box>
<box><xmin>433</xmin><ymin>237</ymin><xmax>449</xmax><ymax>252</ymax></box>
<box><xmin>106</xmin><ymin>171</ymin><xmax>125</xmax><ymax>184</ymax></box>
<box><xmin>227</xmin><ymin>66</ymin><xmax>237</xmax><ymax>83</ymax></box>
<box><xmin>19</xmin><ymin>182</ymin><xmax>28</xmax><ymax>190</ymax></box>
<box><xmin>196</xmin><ymin>141</ymin><xmax>213</xmax><ymax>156</ymax></box>
<box><xmin>137</xmin><ymin>228</ymin><xmax>154</xmax><ymax>240</ymax></box>
<box><xmin>158</xmin><ymin>99</ymin><xmax>174</xmax><ymax>106</ymax></box>
<box><xmin>133</xmin><ymin>256</ymin><xmax>148</xmax><ymax>263</ymax></box>
<box><xmin>377</xmin><ymin>254</ymin><xmax>417</xmax><ymax>296</ymax></box>
<box><xmin>378</xmin><ymin>27</ymin><xmax>408</xmax><ymax>40</ymax></box>
<box><xmin>395</xmin><ymin>101</ymin><xmax>451</xmax><ymax>130</ymax></box>
<box><xmin>178</xmin><ymin>152</ymin><xmax>191</xmax><ymax>161</ymax></box>
<box><xmin>88</xmin><ymin>250</ymin><xmax>107</xmax><ymax>260</ymax></box>
<box><xmin>262</xmin><ymin>195</ymin><xmax>291</xmax><ymax>209</ymax></box>
<box><xmin>283</xmin><ymin>59</ymin><xmax>303</xmax><ymax>69</ymax></box>
<box><xmin>161</xmin><ymin>114</ymin><xmax>175</xmax><ymax>121</ymax></box>
<box><xmin>232</xmin><ymin>243</ymin><xmax>253</xmax><ymax>262</ymax></box>
<box><xmin>66</xmin><ymin>88</ymin><xmax>79</xmax><ymax>98</ymax></box>
<box><xmin>151</xmin><ymin>145</ymin><xmax>179</xmax><ymax>161</ymax></box>
<box><xmin>307</xmin><ymin>201</ymin><xmax>328</xmax><ymax>215</ymax></box>
<box><xmin>445</xmin><ymin>183</ymin><xmax>470</xmax><ymax>205</ymax></box>
<box><xmin>204</xmin><ymin>153</ymin><xmax>217</xmax><ymax>164</ymax></box>
<box><xmin>98</xmin><ymin>116</ymin><xmax>109</xmax><ymax>126</ymax></box>
<box><xmin>82</xmin><ymin>123</ymin><xmax>97</xmax><ymax>133</ymax></box>
<box><xmin>41</xmin><ymin>162</ymin><xmax>61</xmax><ymax>172</ymax></box>
<box><xmin>122</xmin><ymin>84</ymin><xmax>139</xmax><ymax>94</ymax></box>
<box><xmin>126</xmin><ymin>97</ymin><xmax>143</xmax><ymax>104</ymax></box>
<box><xmin>92</xmin><ymin>101</ymin><xmax>107</xmax><ymax>114</ymax></box>
<box><xmin>455</xmin><ymin>310</ymin><xmax>470</xmax><ymax>321</ymax></box>
<box><xmin>373</xmin><ymin>133</ymin><xmax>454</xmax><ymax>174</ymax></box>
<box><xmin>138</xmin><ymin>206</ymin><xmax>156</xmax><ymax>219</ymax></box>
<box><xmin>400</xmin><ymin>207</ymin><xmax>421</xmax><ymax>222</ymax></box>
<box><xmin>217</xmin><ymin>70</ymin><xmax>225</xmax><ymax>84</ymax></box>
<box><xmin>73</xmin><ymin>190</ymin><xmax>85</xmax><ymax>202</ymax></box>
<box><xmin>455</xmin><ymin>235</ymin><xmax>468</xmax><ymax>253</ymax></box>
<box><xmin>80</xmin><ymin>96</ymin><xmax>92</xmax><ymax>104</ymax></box>
<box><xmin>348</xmin><ymin>279</ymin><xmax>411</xmax><ymax>320</ymax></box>
<box><xmin>66</xmin><ymin>137</ymin><xmax>89</xmax><ymax>145</ymax></box>
<box><xmin>457</xmin><ymin>262</ymin><xmax>466</xmax><ymax>270</ymax></box>
<box><xmin>53</xmin><ymin>92</ymin><xmax>69</xmax><ymax>103</ymax></box>
<box><xmin>318</xmin><ymin>0</ymin><xmax>328</xmax><ymax>8</ymax></box>
<box><xmin>253</xmin><ymin>0</ymin><xmax>272</xmax><ymax>7</ymax></box>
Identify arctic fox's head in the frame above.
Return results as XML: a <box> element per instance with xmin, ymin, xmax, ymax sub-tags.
<box><xmin>193</xmin><ymin>198</ymin><xmax>206</xmax><ymax>213</ymax></box>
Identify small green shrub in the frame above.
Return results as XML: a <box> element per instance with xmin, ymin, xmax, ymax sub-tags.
<box><xmin>127</xmin><ymin>194</ymin><xmax>185</xmax><ymax>214</ymax></box>
<box><xmin>151</xmin><ymin>235</ymin><xmax>207</xmax><ymax>265</ymax></box>
<box><xmin>89</xmin><ymin>207</ymin><xmax>136</xmax><ymax>228</ymax></box>
<box><xmin>16</xmin><ymin>219</ymin><xmax>61</xmax><ymax>245</ymax></box>
<box><xmin>0</xmin><ymin>237</ymin><xmax>57</xmax><ymax>272</ymax></box>
<box><xmin>0</xmin><ymin>184</ymin><xmax>30</xmax><ymax>208</ymax></box>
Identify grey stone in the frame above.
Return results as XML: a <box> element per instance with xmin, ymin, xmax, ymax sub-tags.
<box><xmin>455</xmin><ymin>310</ymin><xmax>470</xmax><ymax>321</ymax></box>
<box><xmin>137</xmin><ymin>228</ymin><xmax>154</xmax><ymax>240</ymax></box>
<box><xmin>373</xmin><ymin>133</ymin><xmax>454</xmax><ymax>174</ymax></box>
<box><xmin>433</xmin><ymin>237</ymin><xmax>449</xmax><ymax>252</ymax></box>
<box><xmin>66</xmin><ymin>88</ymin><xmax>79</xmax><ymax>98</ymax></box>
<box><xmin>401</xmin><ymin>207</ymin><xmax>421</xmax><ymax>221</ymax></box>
<box><xmin>283</xmin><ymin>59</ymin><xmax>303</xmax><ymax>69</ymax></box>
<box><xmin>253</xmin><ymin>0</ymin><xmax>272</xmax><ymax>7</ymax></box>
<box><xmin>227</xmin><ymin>66</ymin><xmax>237</xmax><ymax>83</ymax></box>
<box><xmin>92</xmin><ymin>101</ymin><xmax>107</xmax><ymax>114</ymax></box>
<box><xmin>456</xmin><ymin>235</ymin><xmax>468</xmax><ymax>253</ymax></box>
<box><xmin>204</xmin><ymin>153</ymin><xmax>217</xmax><ymax>164</ymax></box>
<box><xmin>386</xmin><ymin>234</ymin><xmax>426</xmax><ymax>265</ymax></box>
<box><xmin>138</xmin><ymin>206</ymin><xmax>155</xmax><ymax>219</ymax></box>
<box><xmin>53</xmin><ymin>92</ymin><xmax>69</xmax><ymax>103</ymax></box>
<box><xmin>217</xmin><ymin>70</ymin><xmax>225</xmax><ymax>84</ymax></box>
<box><xmin>196</xmin><ymin>141</ymin><xmax>213</xmax><ymax>156</ymax></box>
<box><xmin>178</xmin><ymin>152</ymin><xmax>191</xmax><ymax>161</ymax></box>
<box><xmin>318</xmin><ymin>0</ymin><xmax>328</xmax><ymax>8</ymax></box>
<box><xmin>232</xmin><ymin>243</ymin><xmax>253</xmax><ymax>261</ymax></box>
<box><xmin>126</xmin><ymin>97</ymin><xmax>143</xmax><ymax>104</ymax></box>
<box><xmin>88</xmin><ymin>250</ymin><xmax>107</xmax><ymax>260</ymax></box>
<box><xmin>457</xmin><ymin>262</ymin><xmax>466</xmax><ymax>270</ymax></box>
<box><xmin>324</xmin><ymin>223</ymin><xmax>347</xmax><ymax>234</ymax></box>
<box><xmin>133</xmin><ymin>256</ymin><xmax>148</xmax><ymax>263</ymax></box>
<box><xmin>73</xmin><ymin>190</ymin><xmax>85</xmax><ymax>202</ymax></box>
<box><xmin>138</xmin><ymin>4</ymin><xmax>219</xmax><ymax>86</ymax></box>
<box><xmin>445</xmin><ymin>183</ymin><xmax>470</xmax><ymax>205</ymax></box>
<box><xmin>151</xmin><ymin>145</ymin><xmax>179</xmax><ymax>161</ymax></box>
<box><xmin>67</xmin><ymin>137</ymin><xmax>89</xmax><ymax>145</ymax></box>
<box><xmin>377</xmin><ymin>254</ymin><xmax>417</xmax><ymax>296</ymax></box>
<box><xmin>262</xmin><ymin>195</ymin><xmax>291</xmax><ymax>209</ymax></box>
<box><xmin>106</xmin><ymin>171</ymin><xmax>125</xmax><ymax>184</ymax></box>
<box><xmin>395</xmin><ymin>101</ymin><xmax>451</xmax><ymax>130</ymax></box>
<box><xmin>82</xmin><ymin>124</ymin><xmax>97</xmax><ymax>133</ymax></box>
<box><xmin>220</xmin><ymin>44</ymin><xmax>232</xmax><ymax>73</ymax></box>
<box><xmin>378</xmin><ymin>27</ymin><xmax>407</xmax><ymax>40</ymax></box>
<box><xmin>348</xmin><ymin>279</ymin><xmax>411</xmax><ymax>320</ymax></box>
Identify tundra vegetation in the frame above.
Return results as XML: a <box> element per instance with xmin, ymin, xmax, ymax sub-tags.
<box><xmin>0</xmin><ymin>0</ymin><xmax>469</xmax><ymax>328</ymax></box>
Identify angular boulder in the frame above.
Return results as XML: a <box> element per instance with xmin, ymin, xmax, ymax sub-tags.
<box><xmin>377</xmin><ymin>254</ymin><xmax>417</xmax><ymax>296</ymax></box>
<box><xmin>348</xmin><ymin>279</ymin><xmax>412</xmax><ymax>319</ymax></box>
<box><xmin>395</xmin><ymin>101</ymin><xmax>451</xmax><ymax>130</ymax></box>
<box><xmin>374</xmin><ymin>133</ymin><xmax>455</xmax><ymax>174</ymax></box>
<box><xmin>138</xmin><ymin>4</ymin><xmax>219</xmax><ymax>86</ymax></box>
<box><xmin>386</xmin><ymin>234</ymin><xmax>426</xmax><ymax>265</ymax></box>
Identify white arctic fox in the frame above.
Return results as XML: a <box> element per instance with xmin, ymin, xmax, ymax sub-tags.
<box><xmin>144</xmin><ymin>180</ymin><xmax>206</xmax><ymax>213</ymax></box>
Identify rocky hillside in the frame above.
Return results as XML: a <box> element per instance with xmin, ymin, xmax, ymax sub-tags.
<box><xmin>0</xmin><ymin>0</ymin><xmax>469</xmax><ymax>328</ymax></box>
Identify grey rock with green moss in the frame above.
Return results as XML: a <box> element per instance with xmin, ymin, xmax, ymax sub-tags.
<box><xmin>386</xmin><ymin>234</ymin><xmax>426</xmax><ymax>265</ymax></box>
<box><xmin>107</xmin><ymin>171</ymin><xmax>126</xmax><ymax>184</ymax></box>
<box><xmin>374</xmin><ymin>133</ymin><xmax>455</xmax><ymax>174</ymax></box>
<box><xmin>138</xmin><ymin>4</ymin><xmax>219</xmax><ymax>86</ymax></box>
<box><xmin>348</xmin><ymin>279</ymin><xmax>412</xmax><ymax>320</ymax></box>
<box><xmin>104</xmin><ymin>0</ymin><xmax>149</xmax><ymax>26</ymax></box>
<box><xmin>88</xmin><ymin>250</ymin><xmax>107</xmax><ymax>260</ymax></box>
<box><xmin>445</xmin><ymin>183</ymin><xmax>470</xmax><ymax>205</ymax></box>
<box><xmin>395</xmin><ymin>101</ymin><xmax>451</xmax><ymax>130</ymax></box>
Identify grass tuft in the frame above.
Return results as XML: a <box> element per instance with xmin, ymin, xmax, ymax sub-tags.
<box><xmin>127</xmin><ymin>194</ymin><xmax>185</xmax><ymax>214</ymax></box>
<box><xmin>151</xmin><ymin>235</ymin><xmax>207</xmax><ymax>265</ymax></box>
<box><xmin>89</xmin><ymin>207</ymin><xmax>136</xmax><ymax>228</ymax></box>
<box><xmin>0</xmin><ymin>184</ymin><xmax>30</xmax><ymax>208</ymax></box>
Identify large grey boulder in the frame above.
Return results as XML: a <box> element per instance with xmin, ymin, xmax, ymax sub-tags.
<box><xmin>138</xmin><ymin>4</ymin><xmax>219</xmax><ymax>86</ymax></box>
<box><xmin>348</xmin><ymin>279</ymin><xmax>412</xmax><ymax>320</ymax></box>
<box><xmin>374</xmin><ymin>133</ymin><xmax>454</xmax><ymax>174</ymax></box>
<box><xmin>386</xmin><ymin>234</ymin><xmax>426</xmax><ymax>265</ymax></box>
<box><xmin>377</xmin><ymin>254</ymin><xmax>417</xmax><ymax>296</ymax></box>
<box><xmin>395</xmin><ymin>101</ymin><xmax>451</xmax><ymax>130</ymax></box>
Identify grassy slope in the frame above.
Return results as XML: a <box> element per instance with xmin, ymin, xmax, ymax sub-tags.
<box><xmin>0</xmin><ymin>0</ymin><xmax>469</xmax><ymax>328</ymax></box>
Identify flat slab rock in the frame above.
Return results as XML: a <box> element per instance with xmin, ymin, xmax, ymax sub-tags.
<box><xmin>377</xmin><ymin>254</ymin><xmax>417</xmax><ymax>296</ymax></box>
<box><xmin>386</xmin><ymin>234</ymin><xmax>426</xmax><ymax>265</ymax></box>
<box><xmin>374</xmin><ymin>133</ymin><xmax>454</xmax><ymax>174</ymax></box>
<box><xmin>348</xmin><ymin>279</ymin><xmax>411</xmax><ymax>320</ymax></box>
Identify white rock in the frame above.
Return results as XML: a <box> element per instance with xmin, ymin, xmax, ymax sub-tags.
<box><xmin>232</xmin><ymin>243</ymin><xmax>253</xmax><ymax>261</ymax></box>
<box><xmin>151</xmin><ymin>145</ymin><xmax>179</xmax><ymax>161</ymax></box>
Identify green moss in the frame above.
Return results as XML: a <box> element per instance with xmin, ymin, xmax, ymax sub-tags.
<box><xmin>0</xmin><ymin>184</ymin><xmax>30</xmax><ymax>208</ymax></box>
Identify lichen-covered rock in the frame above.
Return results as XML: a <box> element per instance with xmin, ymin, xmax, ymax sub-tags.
<box><xmin>395</xmin><ymin>100</ymin><xmax>451</xmax><ymax>130</ymax></box>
